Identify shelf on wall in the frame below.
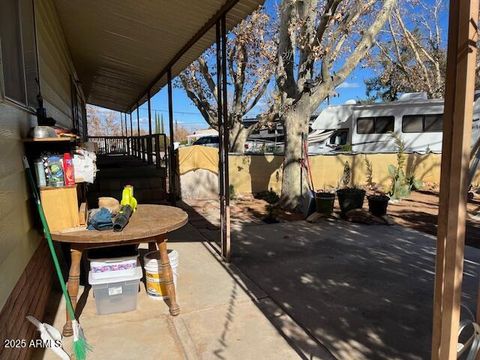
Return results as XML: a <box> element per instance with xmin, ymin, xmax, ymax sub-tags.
<box><xmin>39</xmin><ymin>185</ymin><xmax>78</xmax><ymax>191</ymax></box>
<box><xmin>23</xmin><ymin>137</ymin><xmax>77</xmax><ymax>143</ymax></box>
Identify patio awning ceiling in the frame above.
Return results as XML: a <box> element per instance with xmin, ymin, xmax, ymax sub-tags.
<box><xmin>53</xmin><ymin>0</ymin><xmax>263</xmax><ymax>113</ymax></box>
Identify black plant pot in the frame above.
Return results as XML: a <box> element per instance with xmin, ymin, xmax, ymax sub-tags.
<box><xmin>315</xmin><ymin>192</ymin><xmax>335</xmax><ymax>215</ymax></box>
<box><xmin>368</xmin><ymin>195</ymin><xmax>390</xmax><ymax>217</ymax></box>
<box><xmin>336</xmin><ymin>188</ymin><xmax>366</xmax><ymax>214</ymax></box>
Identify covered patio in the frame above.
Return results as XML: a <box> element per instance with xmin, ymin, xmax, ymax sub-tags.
<box><xmin>2</xmin><ymin>0</ymin><xmax>479</xmax><ymax>358</ymax></box>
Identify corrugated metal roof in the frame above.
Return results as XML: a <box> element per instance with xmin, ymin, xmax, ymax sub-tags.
<box><xmin>52</xmin><ymin>0</ymin><xmax>264</xmax><ymax>112</ymax></box>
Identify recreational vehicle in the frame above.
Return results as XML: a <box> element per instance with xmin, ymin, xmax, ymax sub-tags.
<box><xmin>308</xmin><ymin>92</ymin><xmax>480</xmax><ymax>154</ymax></box>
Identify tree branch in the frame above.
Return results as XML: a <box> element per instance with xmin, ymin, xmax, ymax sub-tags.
<box><xmin>276</xmin><ymin>0</ymin><xmax>297</xmax><ymax>98</ymax></box>
<box><xmin>179</xmin><ymin>73</ymin><xmax>218</xmax><ymax>127</ymax></box>
<box><xmin>332</xmin><ymin>0</ymin><xmax>397</xmax><ymax>87</ymax></box>
<box><xmin>197</xmin><ymin>57</ymin><xmax>218</xmax><ymax>102</ymax></box>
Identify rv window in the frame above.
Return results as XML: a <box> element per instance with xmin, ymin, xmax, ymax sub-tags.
<box><xmin>402</xmin><ymin>114</ymin><xmax>443</xmax><ymax>133</ymax></box>
<box><xmin>375</xmin><ymin>116</ymin><xmax>394</xmax><ymax>133</ymax></box>
<box><xmin>357</xmin><ymin>118</ymin><xmax>375</xmax><ymax>134</ymax></box>
<box><xmin>357</xmin><ymin>117</ymin><xmax>394</xmax><ymax>134</ymax></box>
<box><xmin>424</xmin><ymin>114</ymin><xmax>443</xmax><ymax>132</ymax></box>
<box><xmin>402</xmin><ymin>115</ymin><xmax>424</xmax><ymax>133</ymax></box>
<box><xmin>329</xmin><ymin>129</ymin><xmax>348</xmax><ymax>145</ymax></box>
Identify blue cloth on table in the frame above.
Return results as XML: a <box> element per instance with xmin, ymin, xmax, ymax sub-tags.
<box><xmin>87</xmin><ymin>207</ymin><xmax>113</xmax><ymax>231</ymax></box>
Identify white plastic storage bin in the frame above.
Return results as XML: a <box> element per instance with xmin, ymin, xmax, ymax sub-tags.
<box><xmin>89</xmin><ymin>255</ymin><xmax>139</xmax><ymax>280</ymax></box>
<box><xmin>88</xmin><ymin>267</ymin><xmax>142</xmax><ymax>315</ymax></box>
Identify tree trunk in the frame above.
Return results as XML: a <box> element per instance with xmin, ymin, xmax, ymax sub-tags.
<box><xmin>280</xmin><ymin>105</ymin><xmax>311</xmax><ymax>210</ymax></box>
<box><xmin>229</xmin><ymin>122</ymin><xmax>249</xmax><ymax>153</ymax></box>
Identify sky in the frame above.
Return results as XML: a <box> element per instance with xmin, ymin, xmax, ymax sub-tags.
<box><xmin>90</xmin><ymin>0</ymin><xmax>449</xmax><ymax>135</ymax></box>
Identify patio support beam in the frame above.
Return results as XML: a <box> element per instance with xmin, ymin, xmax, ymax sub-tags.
<box><xmin>168</xmin><ymin>69</ymin><xmax>176</xmax><ymax>205</ymax></box>
<box><xmin>136</xmin><ymin>104</ymin><xmax>140</xmax><ymax>136</ymax></box>
<box><xmin>129</xmin><ymin>112</ymin><xmax>133</xmax><ymax>155</ymax></box>
<box><xmin>120</xmin><ymin>112</ymin><xmax>124</xmax><ymax>137</ymax></box>
<box><xmin>137</xmin><ymin>105</ymin><xmax>140</xmax><ymax>159</ymax></box>
<box><xmin>130</xmin><ymin>112</ymin><xmax>133</xmax><ymax>137</ymax></box>
<box><xmin>431</xmin><ymin>1</ymin><xmax>478</xmax><ymax>359</ymax></box>
<box><xmin>147</xmin><ymin>90</ymin><xmax>153</xmax><ymax>164</ymax></box>
<box><xmin>124</xmin><ymin>112</ymin><xmax>129</xmax><ymax>154</ymax></box>
<box><xmin>216</xmin><ymin>16</ymin><xmax>231</xmax><ymax>262</ymax></box>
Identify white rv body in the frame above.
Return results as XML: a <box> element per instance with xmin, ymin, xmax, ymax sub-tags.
<box><xmin>309</xmin><ymin>93</ymin><xmax>480</xmax><ymax>154</ymax></box>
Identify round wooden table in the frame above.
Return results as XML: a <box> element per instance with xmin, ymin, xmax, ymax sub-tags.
<box><xmin>51</xmin><ymin>204</ymin><xmax>188</xmax><ymax>336</ymax></box>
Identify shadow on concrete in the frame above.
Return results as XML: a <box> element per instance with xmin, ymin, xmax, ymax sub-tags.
<box><xmin>231</xmin><ymin>220</ymin><xmax>480</xmax><ymax>360</ymax></box>
<box><xmin>176</xmin><ymin>200</ymin><xmax>334</xmax><ymax>359</ymax></box>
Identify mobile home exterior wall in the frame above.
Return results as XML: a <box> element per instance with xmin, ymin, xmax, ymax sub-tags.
<box><xmin>0</xmin><ymin>0</ymin><xmax>85</xmax><ymax>357</ymax></box>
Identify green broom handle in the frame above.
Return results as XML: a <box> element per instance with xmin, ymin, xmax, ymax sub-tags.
<box><xmin>23</xmin><ymin>157</ymin><xmax>76</xmax><ymax>320</ymax></box>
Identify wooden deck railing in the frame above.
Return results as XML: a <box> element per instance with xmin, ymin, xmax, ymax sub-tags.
<box><xmin>88</xmin><ymin>134</ymin><xmax>168</xmax><ymax>168</ymax></box>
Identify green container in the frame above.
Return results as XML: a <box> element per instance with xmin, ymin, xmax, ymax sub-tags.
<box><xmin>315</xmin><ymin>192</ymin><xmax>335</xmax><ymax>215</ymax></box>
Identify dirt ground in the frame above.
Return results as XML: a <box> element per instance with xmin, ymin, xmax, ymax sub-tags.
<box><xmin>181</xmin><ymin>191</ymin><xmax>480</xmax><ymax>248</ymax></box>
<box><xmin>386</xmin><ymin>190</ymin><xmax>480</xmax><ymax>248</ymax></box>
<box><xmin>180</xmin><ymin>196</ymin><xmax>304</xmax><ymax>230</ymax></box>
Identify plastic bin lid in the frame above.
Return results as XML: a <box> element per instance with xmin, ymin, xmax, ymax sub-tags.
<box><xmin>88</xmin><ymin>266</ymin><xmax>143</xmax><ymax>285</ymax></box>
<box><xmin>89</xmin><ymin>256</ymin><xmax>139</xmax><ymax>264</ymax></box>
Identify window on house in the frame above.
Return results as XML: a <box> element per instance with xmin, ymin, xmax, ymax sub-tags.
<box><xmin>0</xmin><ymin>0</ymin><xmax>38</xmax><ymax>108</ymax></box>
<box><xmin>402</xmin><ymin>114</ymin><xmax>443</xmax><ymax>133</ymax></box>
<box><xmin>357</xmin><ymin>116</ymin><xmax>394</xmax><ymax>134</ymax></box>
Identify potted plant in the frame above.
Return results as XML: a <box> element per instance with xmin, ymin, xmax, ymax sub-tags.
<box><xmin>336</xmin><ymin>161</ymin><xmax>366</xmax><ymax>214</ymax></box>
<box><xmin>367</xmin><ymin>194</ymin><xmax>390</xmax><ymax>217</ymax></box>
<box><xmin>315</xmin><ymin>191</ymin><xmax>335</xmax><ymax>215</ymax></box>
<box><xmin>337</xmin><ymin>187</ymin><xmax>366</xmax><ymax>214</ymax></box>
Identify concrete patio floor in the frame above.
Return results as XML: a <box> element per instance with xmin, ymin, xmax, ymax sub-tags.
<box><xmin>33</xmin><ymin>224</ymin><xmax>308</xmax><ymax>360</ymax></box>
<box><xmin>32</xmin><ymin>213</ymin><xmax>480</xmax><ymax>360</ymax></box>
<box><xmin>231</xmin><ymin>219</ymin><xmax>480</xmax><ymax>360</ymax></box>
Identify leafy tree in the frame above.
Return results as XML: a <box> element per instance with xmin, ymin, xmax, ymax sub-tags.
<box><xmin>155</xmin><ymin>113</ymin><xmax>166</xmax><ymax>134</ymax></box>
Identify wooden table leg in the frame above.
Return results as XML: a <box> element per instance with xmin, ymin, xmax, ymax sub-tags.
<box><xmin>63</xmin><ymin>248</ymin><xmax>82</xmax><ymax>337</ymax></box>
<box><xmin>148</xmin><ymin>242</ymin><xmax>157</xmax><ymax>252</ymax></box>
<box><xmin>156</xmin><ymin>238</ymin><xmax>180</xmax><ymax>316</ymax></box>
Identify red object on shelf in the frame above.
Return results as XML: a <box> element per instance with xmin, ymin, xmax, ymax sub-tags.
<box><xmin>63</xmin><ymin>153</ymin><xmax>75</xmax><ymax>185</ymax></box>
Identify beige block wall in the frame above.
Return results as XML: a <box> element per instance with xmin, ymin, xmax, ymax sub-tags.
<box><xmin>0</xmin><ymin>0</ymin><xmax>78</xmax><ymax>308</ymax></box>
<box><xmin>308</xmin><ymin>153</ymin><xmax>445</xmax><ymax>191</ymax></box>
<box><xmin>229</xmin><ymin>155</ymin><xmax>284</xmax><ymax>194</ymax></box>
<box><xmin>223</xmin><ymin>153</ymin><xmax>478</xmax><ymax>195</ymax></box>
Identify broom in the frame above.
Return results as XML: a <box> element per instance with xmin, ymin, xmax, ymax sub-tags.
<box><xmin>23</xmin><ymin>157</ymin><xmax>92</xmax><ymax>360</ymax></box>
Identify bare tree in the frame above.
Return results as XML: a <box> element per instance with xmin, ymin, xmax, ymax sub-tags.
<box><xmin>87</xmin><ymin>105</ymin><xmax>122</xmax><ymax>136</ymax></box>
<box><xmin>275</xmin><ymin>0</ymin><xmax>397</xmax><ymax>209</ymax></box>
<box><xmin>173</xmin><ymin>121</ymin><xmax>190</xmax><ymax>144</ymax></box>
<box><xmin>365</xmin><ymin>0</ymin><xmax>446</xmax><ymax>100</ymax></box>
<box><xmin>179</xmin><ymin>8</ymin><xmax>276</xmax><ymax>153</ymax></box>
